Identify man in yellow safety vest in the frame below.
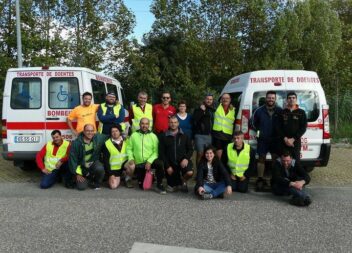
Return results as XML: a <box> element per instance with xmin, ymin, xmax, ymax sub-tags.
<box><xmin>129</xmin><ymin>91</ymin><xmax>153</xmax><ymax>133</ymax></box>
<box><xmin>36</xmin><ymin>130</ymin><xmax>74</xmax><ymax>189</ymax></box>
<box><xmin>97</xmin><ymin>92</ymin><xmax>125</xmax><ymax>135</ymax></box>
<box><xmin>225</xmin><ymin>131</ymin><xmax>255</xmax><ymax>193</ymax></box>
<box><xmin>212</xmin><ymin>93</ymin><xmax>235</xmax><ymax>160</ymax></box>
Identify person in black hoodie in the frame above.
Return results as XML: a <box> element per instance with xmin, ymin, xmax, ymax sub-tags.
<box><xmin>271</xmin><ymin>151</ymin><xmax>312</xmax><ymax>206</ymax></box>
<box><xmin>195</xmin><ymin>145</ymin><xmax>232</xmax><ymax>200</ymax></box>
<box><xmin>159</xmin><ymin>116</ymin><xmax>194</xmax><ymax>193</ymax></box>
<box><xmin>193</xmin><ymin>94</ymin><xmax>215</xmax><ymax>166</ymax></box>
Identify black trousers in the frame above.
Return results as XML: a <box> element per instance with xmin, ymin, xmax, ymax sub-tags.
<box><xmin>165</xmin><ymin>160</ymin><xmax>193</xmax><ymax>187</ymax></box>
<box><xmin>135</xmin><ymin>159</ymin><xmax>164</xmax><ymax>188</ymax></box>
<box><xmin>231</xmin><ymin>177</ymin><xmax>249</xmax><ymax>193</ymax></box>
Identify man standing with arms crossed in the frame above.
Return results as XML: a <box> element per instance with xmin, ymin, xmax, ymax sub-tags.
<box><xmin>97</xmin><ymin>92</ymin><xmax>125</xmax><ymax>135</ymax></box>
<box><xmin>67</xmin><ymin>92</ymin><xmax>99</xmax><ymax>136</ymax></box>
<box><xmin>277</xmin><ymin>92</ymin><xmax>307</xmax><ymax>163</ymax></box>
<box><xmin>251</xmin><ymin>91</ymin><xmax>282</xmax><ymax>191</ymax></box>
<box><xmin>193</xmin><ymin>94</ymin><xmax>215</xmax><ymax>166</ymax></box>
<box><xmin>212</xmin><ymin>93</ymin><xmax>235</xmax><ymax>160</ymax></box>
<box><xmin>130</xmin><ymin>91</ymin><xmax>153</xmax><ymax>133</ymax></box>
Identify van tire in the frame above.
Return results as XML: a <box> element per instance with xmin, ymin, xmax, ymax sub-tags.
<box><xmin>304</xmin><ymin>166</ymin><xmax>314</xmax><ymax>173</ymax></box>
<box><xmin>19</xmin><ymin>161</ymin><xmax>36</xmax><ymax>171</ymax></box>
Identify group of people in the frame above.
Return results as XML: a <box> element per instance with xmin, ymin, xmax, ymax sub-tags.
<box><xmin>36</xmin><ymin>90</ymin><xmax>312</xmax><ymax>207</ymax></box>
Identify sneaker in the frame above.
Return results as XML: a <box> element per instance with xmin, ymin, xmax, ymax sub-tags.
<box><xmin>304</xmin><ymin>196</ymin><xmax>312</xmax><ymax>206</ymax></box>
<box><xmin>201</xmin><ymin>192</ymin><xmax>213</xmax><ymax>200</ymax></box>
<box><xmin>156</xmin><ymin>184</ymin><xmax>166</xmax><ymax>195</ymax></box>
<box><xmin>217</xmin><ymin>193</ymin><xmax>224</xmax><ymax>199</ymax></box>
<box><xmin>180</xmin><ymin>183</ymin><xmax>188</xmax><ymax>193</ymax></box>
<box><xmin>289</xmin><ymin>197</ymin><xmax>305</xmax><ymax>206</ymax></box>
<box><xmin>125</xmin><ymin>180</ymin><xmax>134</xmax><ymax>188</ymax></box>
<box><xmin>166</xmin><ymin>185</ymin><xmax>176</xmax><ymax>192</ymax></box>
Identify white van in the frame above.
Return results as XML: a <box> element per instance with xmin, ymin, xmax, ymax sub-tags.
<box><xmin>1</xmin><ymin>66</ymin><xmax>125</xmax><ymax>169</ymax></box>
<box><xmin>221</xmin><ymin>70</ymin><xmax>331</xmax><ymax>171</ymax></box>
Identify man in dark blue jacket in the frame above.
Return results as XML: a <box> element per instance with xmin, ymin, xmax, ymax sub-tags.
<box><xmin>271</xmin><ymin>151</ymin><xmax>311</xmax><ymax>206</ymax></box>
<box><xmin>251</xmin><ymin>90</ymin><xmax>282</xmax><ymax>191</ymax></box>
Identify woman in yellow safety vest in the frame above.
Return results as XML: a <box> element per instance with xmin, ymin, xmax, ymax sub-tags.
<box><xmin>102</xmin><ymin>124</ymin><xmax>128</xmax><ymax>189</ymax></box>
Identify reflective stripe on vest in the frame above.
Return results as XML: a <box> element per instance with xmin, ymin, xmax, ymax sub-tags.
<box><xmin>105</xmin><ymin>139</ymin><xmax>128</xmax><ymax>171</ymax></box>
<box><xmin>212</xmin><ymin>105</ymin><xmax>235</xmax><ymax>135</ymax></box>
<box><xmin>132</xmin><ymin>103</ymin><xmax>153</xmax><ymax>132</ymax></box>
<box><xmin>98</xmin><ymin>103</ymin><xmax>122</xmax><ymax>133</ymax></box>
<box><xmin>44</xmin><ymin>140</ymin><xmax>69</xmax><ymax>172</ymax></box>
<box><xmin>227</xmin><ymin>143</ymin><xmax>250</xmax><ymax>177</ymax></box>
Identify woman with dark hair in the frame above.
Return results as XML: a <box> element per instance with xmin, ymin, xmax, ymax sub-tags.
<box><xmin>195</xmin><ymin>145</ymin><xmax>232</xmax><ymax>200</ymax></box>
<box><xmin>176</xmin><ymin>100</ymin><xmax>193</xmax><ymax>140</ymax></box>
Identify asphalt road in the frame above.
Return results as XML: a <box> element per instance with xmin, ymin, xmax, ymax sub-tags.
<box><xmin>0</xmin><ymin>183</ymin><xmax>351</xmax><ymax>253</ymax></box>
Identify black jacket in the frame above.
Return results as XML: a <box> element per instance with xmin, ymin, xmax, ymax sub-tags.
<box><xmin>276</xmin><ymin>107</ymin><xmax>307</xmax><ymax>142</ymax></box>
<box><xmin>195</xmin><ymin>160</ymin><xmax>231</xmax><ymax>189</ymax></box>
<box><xmin>159</xmin><ymin>129</ymin><xmax>194</xmax><ymax>169</ymax></box>
<box><xmin>193</xmin><ymin>105</ymin><xmax>215</xmax><ymax>135</ymax></box>
<box><xmin>271</xmin><ymin>159</ymin><xmax>310</xmax><ymax>187</ymax></box>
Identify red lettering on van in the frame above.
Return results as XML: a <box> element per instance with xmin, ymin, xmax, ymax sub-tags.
<box><xmin>47</xmin><ymin>110</ymin><xmax>71</xmax><ymax>117</ymax></box>
<box><xmin>17</xmin><ymin>71</ymin><xmax>44</xmax><ymax>77</ymax></box>
<box><xmin>95</xmin><ymin>75</ymin><xmax>113</xmax><ymax>84</ymax></box>
<box><xmin>54</xmin><ymin>72</ymin><xmax>74</xmax><ymax>77</ymax></box>
<box><xmin>296</xmin><ymin>77</ymin><xmax>320</xmax><ymax>83</ymax></box>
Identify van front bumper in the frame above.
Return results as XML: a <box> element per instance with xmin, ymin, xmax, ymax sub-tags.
<box><xmin>1</xmin><ymin>144</ymin><xmax>37</xmax><ymax>161</ymax></box>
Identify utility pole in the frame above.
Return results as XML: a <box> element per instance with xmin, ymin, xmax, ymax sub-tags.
<box><xmin>16</xmin><ymin>0</ymin><xmax>23</xmax><ymax>67</ymax></box>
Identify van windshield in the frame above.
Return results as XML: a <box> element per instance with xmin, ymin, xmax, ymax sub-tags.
<box><xmin>252</xmin><ymin>90</ymin><xmax>320</xmax><ymax>122</ymax></box>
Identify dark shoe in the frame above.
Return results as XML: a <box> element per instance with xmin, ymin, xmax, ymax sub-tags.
<box><xmin>166</xmin><ymin>185</ymin><xmax>176</xmax><ymax>192</ymax></box>
<box><xmin>217</xmin><ymin>193</ymin><xmax>225</xmax><ymax>199</ymax></box>
<box><xmin>156</xmin><ymin>184</ymin><xmax>166</xmax><ymax>195</ymax></box>
<box><xmin>304</xmin><ymin>196</ymin><xmax>312</xmax><ymax>206</ymax></box>
<box><xmin>255</xmin><ymin>178</ymin><xmax>267</xmax><ymax>192</ymax></box>
<box><xmin>125</xmin><ymin>180</ymin><xmax>134</xmax><ymax>188</ymax></box>
<box><xmin>289</xmin><ymin>197</ymin><xmax>305</xmax><ymax>207</ymax></box>
<box><xmin>180</xmin><ymin>182</ymin><xmax>188</xmax><ymax>193</ymax></box>
<box><xmin>201</xmin><ymin>192</ymin><xmax>213</xmax><ymax>200</ymax></box>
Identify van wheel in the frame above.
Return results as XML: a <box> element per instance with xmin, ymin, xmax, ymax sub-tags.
<box><xmin>19</xmin><ymin>161</ymin><xmax>36</xmax><ymax>171</ymax></box>
<box><xmin>304</xmin><ymin>166</ymin><xmax>314</xmax><ymax>173</ymax></box>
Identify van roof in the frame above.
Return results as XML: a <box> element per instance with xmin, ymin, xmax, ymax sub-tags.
<box><xmin>222</xmin><ymin>69</ymin><xmax>320</xmax><ymax>95</ymax></box>
<box><xmin>7</xmin><ymin>66</ymin><xmax>115</xmax><ymax>80</ymax></box>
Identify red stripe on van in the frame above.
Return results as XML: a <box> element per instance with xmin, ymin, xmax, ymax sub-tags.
<box><xmin>6</xmin><ymin>122</ymin><xmax>77</xmax><ymax>130</ymax></box>
<box><xmin>307</xmin><ymin>123</ymin><xmax>323</xmax><ymax>129</ymax></box>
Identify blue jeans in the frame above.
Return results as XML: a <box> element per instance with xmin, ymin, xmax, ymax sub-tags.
<box><xmin>272</xmin><ymin>184</ymin><xmax>308</xmax><ymax>199</ymax></box>
<box><xmin>40</xmin><ymin>163</ymin><xmax>73</xmax><ymax>189</ymax></box>
<box><xmin>203</xmin><ymin>181</ymin><xmax>226</xmax><ymax>197</ymax></box>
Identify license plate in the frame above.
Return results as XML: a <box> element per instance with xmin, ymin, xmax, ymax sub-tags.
<box><xmin>14</xmin><ymin>135</ymin><xmax>40</xmax><ymax>143</ymax></box>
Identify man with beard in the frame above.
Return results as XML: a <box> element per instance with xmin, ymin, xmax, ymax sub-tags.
<box><xmin>251</xmin><ymin>90</ymin><xmax>282</xmax><ymax>191</ymax></box>
<box><xmin>193</xmin><ymin>94</ymin><xmax>215</xmax><ymax>166</ymax></box>
<box><xmin>97</xmin><ymin>92</ymin><xmax>125</xmax><ymax>135</ymax></box>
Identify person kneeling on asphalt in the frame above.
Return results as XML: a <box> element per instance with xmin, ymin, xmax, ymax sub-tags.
<box><xmin>102</xmin><ymin>124</ymin><xmax>128</xmax><ymax>189</ymax></box>
<box><xmin>36</xmin><ymin>130</ymin><xmax>74</xmax><ymax>189</ymax></box>
<box><xmin>195</xmin><ymin>145</ymin><xmax>232</xmax><ymax>200</ymax></box>
<box><xmin>69</xmin><ymin>124</ymin><xmax>107</xmax><ymax>190</ymax></box>
<box><xmin>225</xmin><ymin>131</ymin><xmax>255</xmax><ymax>193</ymax></box>
<box><xmin>271</xmin><ymin>151</ymin><xmax>312</xmax><ymax>206</ymax></box>
<box><xmin>159</xmin><ymin>116</ymin><xmax>194</xmax><ymax>193</ymax></box>
<box><xmin>124</xmin><ymin>118</ymin><xmax>165</xmax><ymax>194</ymax></box>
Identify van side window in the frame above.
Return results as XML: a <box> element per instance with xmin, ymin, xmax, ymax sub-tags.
<box><xmin>49</xmin><ymin>77</ymin><xmax>80</xmax><ymax>109</ymax></box>
<box><xmin>107</xmin><ymin>83</ymin><xmax>117</xmax><ymax>95</ymax></box>
<box><xmin>91</xmin><ymin>79</ymin><xmax>106</xmax><ymax>104</ymax></box>
<box><xmin>10</xmin><ymin>78</ymin><xmax>41</xmax><ymax>109</ymax></box>
<box><xmin>252</xmin><ymin>91</ymin><xmax>320</xmax><ymax>122</ymax></box>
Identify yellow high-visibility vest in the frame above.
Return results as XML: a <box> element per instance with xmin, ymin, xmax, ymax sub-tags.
<box><xmin>131</xmin><ymin>103</ymin><xmax>153</xmax><ymax>132</ymax></box>
<box><xmin>105</xmin><ymin>139</ymin><xmax>128</xmax><ymax>171</ymax></box>
<box><xmin>212</xmin><ymin>105</ymin><xmax>235</xmax><ymax>135</ymax></box>
<box><xmin>98</xmin><ymin>103</ymin><xmax>122</xmax><ymax>133</ymax></box>
<box><xmin>44</xmin><ymin>140</ymin><xmax>70</xmax><ymax>171</ymax></box>
<box><xmin>227</xmin><ymin>143</ymin><xmax>250</xmax><ymax>177</ymax></box>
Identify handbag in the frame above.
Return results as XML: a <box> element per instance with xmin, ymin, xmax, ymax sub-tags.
<box><xmin>143</xmin><ymin>170</ymin><xmax>153</xmax><ymax>190</ymax></box>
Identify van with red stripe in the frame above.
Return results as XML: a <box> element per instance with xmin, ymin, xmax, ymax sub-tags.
<box><xmin>2</xmin><ymin>66</ymin><xmax>125</xmax><ymax>170</ymax></box>
<box><xmin>221</xmin><ymin>70</ymin><xmax>331</xmax><ymax>172</ymax></box>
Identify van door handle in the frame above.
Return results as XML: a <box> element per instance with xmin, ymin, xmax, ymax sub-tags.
<box><xmin>46</xmin><ymin>117</ymin><xmax>60</xmax><ymax>120</ymax></box>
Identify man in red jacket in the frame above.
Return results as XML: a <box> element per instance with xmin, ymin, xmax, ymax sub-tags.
<box><xmin>36</xmin><ymin>130</ymin><xmax>74</xmax><ymax>189</ymax></box>
<box><xmin>153</xmin><ymin>91</ymin><xmax>176</xmax><ymax>134</ymax></box>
